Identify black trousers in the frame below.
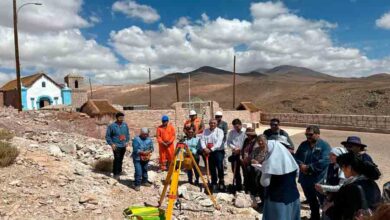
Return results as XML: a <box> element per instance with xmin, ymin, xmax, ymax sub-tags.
<box><xmin>302</xmin><ymin>184</ymin><xmax>324</xmax><ymax>220</ymax></box>
<box><xmin>208</xmin><ymin>150</ymin><xmax>225</xmax><ymax>185</ymax></box>
<box><xmin>230</xmin><ymin>154</ymin><xmax>242</xmax><ymax>188</ymax></box>
<box><xmin>113</xmin><ymin>147</ymin><xmax>126</xmax><ymax>175</ymax></box>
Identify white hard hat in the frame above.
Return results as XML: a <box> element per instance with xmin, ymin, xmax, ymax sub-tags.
<box><xmin>189</xmin><ymin>110</ymin><xmax>197</xmax><ymax>116</ymax></box>
<box><xmin>215</xmin><ymin>111</ymin><xmax>223</xmax><ymax>116</ymax></box>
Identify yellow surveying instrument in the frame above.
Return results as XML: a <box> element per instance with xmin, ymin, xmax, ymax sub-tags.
<box><xmin>158</xmin><ymin>140</ymin><xmax>220</xmax><ymax>219</ymax></box>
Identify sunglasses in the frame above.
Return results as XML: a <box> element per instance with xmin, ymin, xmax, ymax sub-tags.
<box><xmin>305</xmin><ymin>133</ymin><xmax>314</xmax><ymax>137</ymax></box>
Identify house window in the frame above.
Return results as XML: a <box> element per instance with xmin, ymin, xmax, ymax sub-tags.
<box><xmin>54</xmin><ymin>97</ymin><xmax>58</xmax><ymax>105</ymax></box>
<box><xmin>42</xmin><ymin>81</ymin><xmax>46</xmax><ymax>87</ymax></box>
<box><xmin>31</xmin><ymin>98</ymin><xmax>35</xmax><ymax>110</ymax></box>
<box><xmin>75</xmin><ymin>80</ymin><xmax>79</xmax><ymax>89</ymax></box>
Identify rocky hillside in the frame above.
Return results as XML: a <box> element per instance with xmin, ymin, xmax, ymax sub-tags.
<box><xmin>0</xmin><ymin>107</ymin><xmax>285</xmax><ymax>220</ymax></box>
<box><xmin>92</xmin><ymin>65</ymin><xmax>390</xmax><ymax>115</ymax></box>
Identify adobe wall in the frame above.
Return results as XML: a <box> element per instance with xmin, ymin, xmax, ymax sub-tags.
<box><xmin>261</xmin><ymin>113</ymin><xmax>390</xmax><ymax>134</ymax></box>
<box><xmin>71</xmin><ymin>90</ymin><xmax>88</xmax><ymax>109</ymax></box>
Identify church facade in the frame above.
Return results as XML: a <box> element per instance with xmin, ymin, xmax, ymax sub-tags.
<box><xmin>0</xmin><ymin>72</ymin><xmax>87</xmax><ymax>110</ymax></box>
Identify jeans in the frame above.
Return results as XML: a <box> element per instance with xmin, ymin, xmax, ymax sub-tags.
<box><xmin>301</xmin><ymin>184</ymin><xmax>325</xmax><ymax>220</ymax></box>
<box><xmin>208</xmin><ymin>150</ymin><xmax>225</xmax><ymax>185</ymax></box>
<box><xmin>113</xmin><ymin>147</ymin><xmax>126</xmax><ymax>175</ymax></box>
<box><xmin>134</xmin><ymin>159</ymin><xmax>149</xmax><ymax>186</ymax></box>
<box><xmin>187</xmin><ymin>156</ymin><xmax>200</xmax><ymax>183</ymax></box>
<box><xmin>230</xmin><ymin>154</ymin><xmax>242</xmax><ymax>189</ymax></box>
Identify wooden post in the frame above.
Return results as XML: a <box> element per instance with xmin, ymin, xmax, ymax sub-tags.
<box><xmin>175</xmin><ymin>73</ymin><xmax>180</xmax><ymax>102</ymax></box>
<box><xmin>89</xmin><ymin>78</ymin><xmax>93</xmax><ymax>99</ymax></box>
<box><xmin>13</xmin><ymin>0</ymin><xmax>22</xmax><ymax>111</ymax></box>
<box><xmin>233</xmin><ymin>55</ymin><xmax>236</xmax><ymax>109</ymax></box>
<box><xmin>149</xmin><ymin>68</ymin><xmax>152</xmax><ymax>108</ymax></box>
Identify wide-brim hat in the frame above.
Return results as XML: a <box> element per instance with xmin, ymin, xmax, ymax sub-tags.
<box><xmin>341</xmin><ymin>136</ymin><xmax>367</xmax><ymax>148</ymax></box>
<box><xmin>245</xmin><ymin>128</ymin><xmax>257</xmax><ymax>136</ymax></box>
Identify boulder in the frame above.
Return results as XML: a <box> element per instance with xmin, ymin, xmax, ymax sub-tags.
<box><xmin>48</xmin><ymin>145</ymin><xmax>63</xmax><ymax>157</ymax></box>
<box><xmin>234</xmin><ymin>192</ymin><xmax>253</xmax><ymax>208</ymax></box>
<box><xmin>59</xmin><ymin>143</ymin><xmax>76</xmax><ymax>154</ymax></box>
<box><xmin>216</xmin><ymin>193</ymin><xmax>234</xmax><ymax>204</ymax></box>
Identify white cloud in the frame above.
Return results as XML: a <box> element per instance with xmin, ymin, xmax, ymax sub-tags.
<box><xmin>110</xmin><ymin>1</ymin><xmax>386</xmax><ymax>78</ymax></box>
<box><xmin>1</xmin><ymin>1</ymin><xmax>390</xmax><ymax>86</ymax></box>
<box><xmin>376</xmin><ymin>12</ymin><xmax>390</xmax><ymax>29</ymax></box>
<box><xmin>0</xmin><ymin>0</ymin><xmax>91</xmax><ymax>33</ymax></box>
<box><xmin>112</xmin><ymin>0</ymin><xmax>160</xmax><ymax>23</ymax></box>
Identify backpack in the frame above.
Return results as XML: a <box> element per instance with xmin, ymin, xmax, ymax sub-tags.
<box><xmin>123</xmin><ymin>206</ymin><xmax>165</xmax><ymax>220</ymax></box>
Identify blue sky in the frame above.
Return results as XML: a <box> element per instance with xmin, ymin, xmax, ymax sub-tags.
<box><xmin>1</xmin><ymin>0</ymin><xmax>390</xmax><ymax>84</ymax></box>
<box><xmin>82</xmin><ymin>0</ymin><xmax>390</xmax><ymax>59</ymax></box>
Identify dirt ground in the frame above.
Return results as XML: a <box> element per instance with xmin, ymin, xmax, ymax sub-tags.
<box><xmin>279</xmin><ymin>126</ymin><xmax>390</xmax><ymax>189</ymax></box>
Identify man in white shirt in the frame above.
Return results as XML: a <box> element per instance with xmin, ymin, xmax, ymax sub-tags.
<box><xmin>201</xmin><ymin>119</ymin><xmax>225</xmax><ymax>192</ymax></box>
<box><xmin>226</xmin><ymin>119</ymin><xmax>246</xmax><ymax>191</ymax></box>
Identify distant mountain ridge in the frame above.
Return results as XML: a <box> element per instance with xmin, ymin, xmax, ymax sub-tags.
<box><xmin>150</xmin><ymin>65</ymin><xmax>335</xmax><ymax>84</ymax></box>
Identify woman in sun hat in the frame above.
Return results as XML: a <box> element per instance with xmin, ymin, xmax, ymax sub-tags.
<box><xmin>341</xmin><ymin>136</ymin><xmax>373</xmax><ymax>163</ymax></box>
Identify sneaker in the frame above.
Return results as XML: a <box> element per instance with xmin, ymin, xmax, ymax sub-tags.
<box><xmin>141</xmin><ymin>181</ymin><xmax>153</xmax><ymax>187</ymax></box>
<box><xmin>134</xmin><ymin>185</ymin><xmax>141</xmax><ymax>191</ymax></box>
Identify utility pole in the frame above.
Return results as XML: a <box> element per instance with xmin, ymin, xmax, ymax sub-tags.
<box><xmin>175</xmin><ymin>73</ymin><xmax>180</xmax><ymax>102</ymax></box>
<box><xmin>13</xmin><ymin>0</ymin><xmax>22</xmax><ymax>111</ymax></box>
<box><xmin>89</xmin><ymin>78</ymin><xmax>93</xmax><ymax>99</ymax></box>
<box><xmin>13</xmin><ymin>1</ymin><xmax>42</xmax><ymax>111</ymax></box>
<box><xmin>233</xmin><ymin>55</ymin><xmax>236</xmax><ymax>109</ymax></box>
<box><xmin>149</xmin><ymin>67</ymin><xmax>152</xmax><ymax>108</ymax></box>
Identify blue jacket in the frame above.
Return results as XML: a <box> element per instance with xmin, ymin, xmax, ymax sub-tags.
<box><xmin>185</xmin><ymin>137</ymin><xmax>200</xmax><ymax>156</ymax></box>
<box><xmin>295</xmin><ymin>138</ymin><xmax>331</xmax><ymax>185</ymax></box>
<box><xmin>132</xmin><ymin>136</ymin><xmax>154</xmax><ymax>161</ymax></box>
<box><xmin>105</xmin><ymin>122</ymin><xmax>130</xmax><ymax>148</ymax></box>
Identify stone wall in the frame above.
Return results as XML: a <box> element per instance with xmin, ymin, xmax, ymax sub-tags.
<box><xmin>124</xmin><ymin>109</ymin><xmax>176</xmax><ymax>137</ymax></box>
<box><xmin>72</xmin><ymin>90</ymin><xmax>88</xmax><ymax>109</ymax></box>
<box><xmin>261</xmin><ymin>113</ymin><xmax>390</xmax><ymax>133</ymax></box>
<box><xmin>123</xmin><ymin>102</ymin><xmax>258</xmax><ymax>138</ymax></box>
<box><xmin>222</xmin><ymin>110</ymin><xmax>253</xmax><ymax>128</ymax></box>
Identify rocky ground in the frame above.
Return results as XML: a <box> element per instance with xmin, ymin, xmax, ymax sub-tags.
<box><xmin>0</xmin><ymin>108</ymin><xmax>271</xmax><ymax>220</ymax></box>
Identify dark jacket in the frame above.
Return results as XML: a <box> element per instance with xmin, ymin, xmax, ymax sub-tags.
<box><xmin>329</xmin><ymin>176</ymin><xmax>381</xmax><ymax>220</ymax></box>
<box><xmin>263</xmin><ymin>128</ymin><xmax>294</xmax><ymax>149</ymax></box>
<box><xmin>264</xmin><ymin>171</ymin><xmax>300</xmax><ymax>204</ymax></box>
<box><xmin>295</xmin><ymin>138</ymin><xmax>331</xmax><ymax>185</ymax></box>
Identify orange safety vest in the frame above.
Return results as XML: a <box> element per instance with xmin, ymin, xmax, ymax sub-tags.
<box><xmin>184</xmin><ymin>118</ymin><xmax>203</xmax><ymax>134</ymax></box>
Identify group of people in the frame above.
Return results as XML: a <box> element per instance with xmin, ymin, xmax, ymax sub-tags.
<box><xmin>106</xmin><ymin>111</ymin><xmax>389</xmax><ymax>220</ymax></box>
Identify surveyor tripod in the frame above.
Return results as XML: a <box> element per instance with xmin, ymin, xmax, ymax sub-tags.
<box><xmin>158</xmin><ymin>140</ymin><xmax>220</xmax><ymax>219</ymax></box>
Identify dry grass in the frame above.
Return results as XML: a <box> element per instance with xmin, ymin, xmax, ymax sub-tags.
<box><xmin>0</xmin><ymin>129</ymin><xmax>14</xmax><ymax>141</ymax></box>
<box><xmin>0</xmin><ymin>141</ymin><xmax>19</xmax><ymax>167</ymax></box>
<box><xmin>93</xmin><ymin>158</ymin><xmax>113</xmax><ymax>173</ymax></box>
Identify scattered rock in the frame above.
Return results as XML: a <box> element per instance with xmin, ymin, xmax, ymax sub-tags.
<box><xmin>9</xmin><ymin>180</ymin><xmax>21</xmax><ymax>187</ymax></box>
<box><xmin>59</xmin><ymin>143</ymin><xmax>76</xmax><ymax>154</ymax></box>
<box><xmin>79</xmin><ymin>194</ymin><xmax>98</xmax><ymax>205</ymax></box>
<box><xmin>234</xmin><ymin>192</ymin><xmax>253</xmax><ymax>208</ymax></box>
<box><xmin>48</xmin><ymin>145</ymin><xmax>63</xmax><ymax>157</ymax></box>
<box><xmin>216</xmin><ymin>193</ymin><xmax>234</xmax><ymax>204</ymax></box>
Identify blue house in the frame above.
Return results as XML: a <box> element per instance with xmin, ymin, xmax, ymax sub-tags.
<box><xmin>0</xmin><ymin>72</ymin><xmax>72</xmax><ymax>110</ymax></box>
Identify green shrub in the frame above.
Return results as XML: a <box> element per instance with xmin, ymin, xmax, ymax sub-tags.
<box><xmin>93</xmin><ymin>158</ymin><xmax>113</xmax><ymax>172</ymax></box>
<box><xmin>0</xmin><ymin>141</ymin><xmax>19</xmax><ymax>167</ymax></box>
<box><xmin>0</xmin><ymin>129</ymin><xmax>14</xmax><ymax>141</ymax></box>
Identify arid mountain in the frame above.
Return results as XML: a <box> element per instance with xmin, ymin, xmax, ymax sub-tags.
<box><xmin>92</xmin><ymin>66</ymin><xmax>390</xmax><ymax>115</ymax></box>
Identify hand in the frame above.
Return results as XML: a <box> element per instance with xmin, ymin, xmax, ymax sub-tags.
<box><xmin>126</xmin><ymin>145</ymin><xmax>131</xmax><ymax>152</ymax></box>
<box><xmin>162</xmin><ymin>142</ymin><xmax>168</xmax><ymax>147</ymax></box>
<box><xmin>233</xmin><ymin>148</ymin><xmax>240</xmax><ymax>155</ymax></box>
<box><xmin>315</xmin><ymin>184</ymin><xmax>323</xmax><ymax>194</ymax></box>
<box><xmin>203</xmin><ymin>148</ymin><xmax>211</xmax><ymax>155</ymax></box>
<box><xmin>251</xmin><ymin>159</ymin><xmax>259</xmax><ymax>165</ymax></box>
<box><xmin>111</xmin><ymin>144</ymin><xmax>117</xmax><ymax>151</ymax></box>
<box><xmin>300</xmin><ymin>164</ymin><xmax>309</xmax><ymax>174</ymax></box>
